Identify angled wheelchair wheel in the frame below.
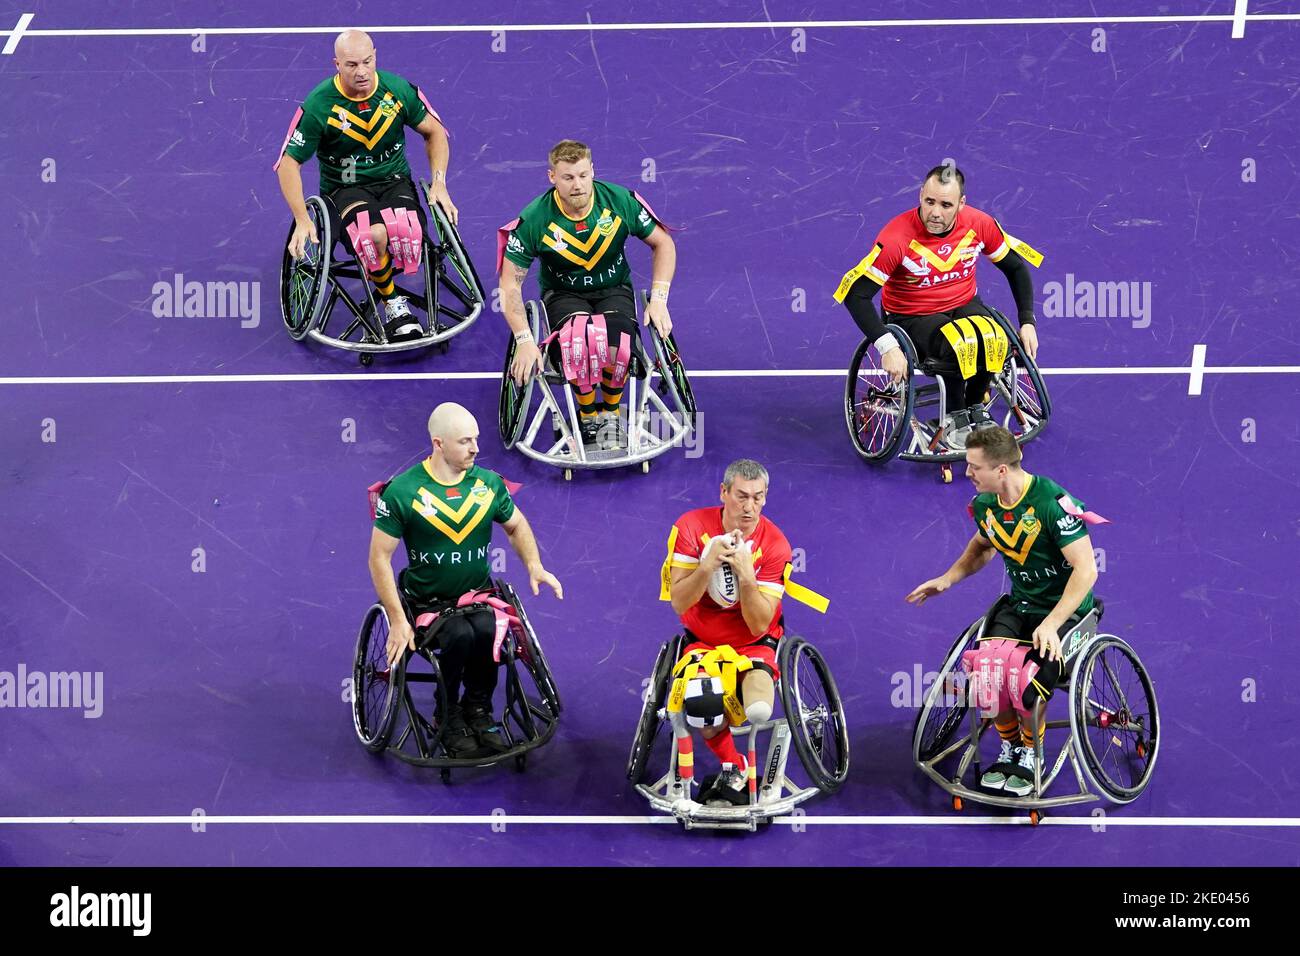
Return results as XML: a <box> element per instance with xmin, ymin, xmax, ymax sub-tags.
<box><xmin>844</xmin><ymin>325</ymin><xmax>916</xmax><ymax>463</ymax></box>
<box><xmin>626</xmin><ymin>636</ymin><xmax>680</xmax><ymax>783</ymax></box>
<box><xmin>499</xmin><ymin>580</ymin><xmax>561</xmax><ymax>716</ymax></box>
<box><xmin>911</xmin><ymin>617</ymin><xmax>983</xmax><ymax>764</ymax></box>
<box><xmin>423</xmin><ymin>189</ymin><xmax>485</xmax><ymax>326</ymax></box>
<box><xmin>498</xmin><ymin>302</ymin><xmax>541</xmax><ymax>448</ymax></box>
<box><xmin>351</xmin><ymin>603</ymin><xmax>400</xmax><ymax>752</ymax></box>
<box><xmin>778</xmin><ymin>636</ymin><xmax>850</xmax><ymax>793</ymax></box>
<box><xmin>279</xmin><ymin>195</ymin><xmax>331</xmax><ymax>342</ymax></box>
<box><xmin>1070</xmin><ymin>636</ymin><xmax>1160</xmax><ymax>804</ymax></box>
<box><xmin>650</xmin><ymin>326</ymin><xmax>698</xmax><ymax>430</ymax></box>
<box><xmin>987</xmin><ymin>310</ymin><xmax>1051</xmax><ymax>444</ymax></box>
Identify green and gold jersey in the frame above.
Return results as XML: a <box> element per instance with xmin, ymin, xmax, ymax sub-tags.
<box><xmin>503</xmin><ymin>180</ymin><xmax>657</xmax><ymax>292</ymax></box>
<box><xmin>279</xmin><ymin>70</ymin><xmax>431</xmax><ymax>193</ymax></box>
<box><xmin>374</xmin><ymin>461</ymin><xmax>516</xmax><ymax>602</ymax></box>
<box><xmin>970</xmin><ymin>474</ymin><xmax>1095</xmax><ymax>616</ymax></box>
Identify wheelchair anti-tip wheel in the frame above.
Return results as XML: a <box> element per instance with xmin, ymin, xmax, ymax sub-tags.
<box><xmin>279</xmin><ymin>195</ymin><xmax>332</xmax><ymax>342</ymax></box>
<box><xmin>844</xmin><ymin>324</ymin><xmax>917</xmax><ymax>463</ymax></box>
<box><xmin>1070</xmin><ymin>636</ymin><xmax>1160</xmax><ymax>804</ymax></box>
<box><xmin>778</xmin><ymin>636</ymin><xmax>850</xmax><ymax>793</ymax></box>
<box><xmin>351</xmin><ymin>603</ymin><xmax>400</xmax><ymax>752</ymax></box>
<box><xmin>911</xmin><ymin>617</ymin><xmax>982</xmax><ymax>764</ymax></box>
<box><xmin>626</xmin><ymin>636</ymin><xmax>682</xmax><ymax>784</ymax></box>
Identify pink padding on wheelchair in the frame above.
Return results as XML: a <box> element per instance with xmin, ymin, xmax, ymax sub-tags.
<box><xmin>381</xmin><ymin>206</ymin><xmax>423</xmax><ymax>274</ymax></box>
<box><xmin>540</xmin><ymin>313</ymin><xmax>634</xmax><ymax>391</ymax></box>
<box><xmin>409</xmin><ymin>589</ymin><xmax>523</xmax><ymax>663</ymax></box>
<box><xmin>346</xmin><ymin>211</ymin><xmax>383</xmax><ymax>272</ymax></box>
<box><xmin>961</xmin><ymin>638</ymin><xmax>1041</xmax><ymax>718</ymax></box>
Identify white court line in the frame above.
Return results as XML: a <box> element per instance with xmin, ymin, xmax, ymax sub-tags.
<box><xmin>1189</xmin><ymin>344</ymin><xmax>1209</xmax><ymax>396</ymax></box>
<box><xmin>0</xmin><ymin>13</ymin><xmax>1297</xmax><ymax>39</ymax></box>
<box><xmin>1</xmin><ymin>814</ymin><xmax>1298</xmax><ymax>828</ymax></box>
<box><xmin>1233</xmin><ymin>0</ymin><xmax>1251</xmax><ymax>38</ymax></box>
<box><xmin>1</xmin><ymin>12</ymin><xmax>33</xmax><ymax>53</ymax></box>
<box><xmin>1</xmin><ymin>365</ymin><xmax>1298</xmax><ymax>386</ymax></box>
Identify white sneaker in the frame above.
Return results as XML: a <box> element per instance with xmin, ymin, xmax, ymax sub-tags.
<box><xmin>597</xmin><ymin>410</ymin><xmax>626</xmax><ymax>450</ymax></box>
<box><xmin>980</xmin><ymin>739</ymin><xmax>1018</xmax><ymax>790</ymax></box>
<box><xmin>1003</xmin><ymin>744</ymin><xmax>1037</xmax><ymax>797</ymax></box>
<box><xmin>383</xmin><ymin>296</ymin><xmax>422</xmax><ymax>341</ymax></box>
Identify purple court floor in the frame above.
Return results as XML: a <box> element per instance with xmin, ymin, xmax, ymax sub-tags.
<box><xmin>2</xmin><ymin>1</ymin><xmax>1299</xmax><ymax>866</ymax></box>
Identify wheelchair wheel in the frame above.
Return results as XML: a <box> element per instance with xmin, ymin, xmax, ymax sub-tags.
<box><xmin>351</xmin><ymin>603</ymin><xmax>400</xmax><ymax>752</ymax></box>
<box><xmin>423</xmin><ymin>189</ymin><xmax>486</xmax><ymax>324</ymax></box>
<box><xmin>911</xmin><ymin>617</ymin><xmax>983</xmax><ymax>764</ymax></box>
<box><xmin>778</xmin><ymin>636</ymin><xmax>850</xmax><ymax>793</ymax></box>
<box><xmin>499</xmin><ymin>580</ymin><xmax>561</xmax><ymax>716</ymax></box>
<box><xmin>987</xmin><ymin>311</ymin><xmax>1051</xmax><ymax>443</ymax></box>
<box><xmin>626</xmin><ymin>636</ymin><xmax>680</xmax><ymax>783</ymax></box>
<box><xmin>279</xmin><ymin>195</ymin><xmax>331</xmax><ymax>342</ymax></box>
<box><xmin>844</xmin><ymin>325</ymin><xmax>916</xmax><ymax>462</ymax></box>
<box><xmin>1070</xmin><ymin>636</ymin><xmax>1160</xmax><ymax>804</ymax></box>
<box><xmin>498</xmin><ymin>303</ymin><xmax>540</xmax><ymax>448</ymax></box>
<box><xmin>650</xmin><ymin>327</ymin><xmax>698</xmax><ymax>430</ymax></box>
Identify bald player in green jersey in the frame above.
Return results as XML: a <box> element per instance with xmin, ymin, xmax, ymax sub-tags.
<box><xmin>275</xmin><ymin>29</ymin><xmax>457</xmax><ymax>341</ymax></box>
<box><xmin>906</xmin><ymin>425</ymin><xmax>1102</xmax><ymax>796</ymax></box>
<box><xmin>497</xmin><ymin>140</ymin><xmax>678</xmax><ymax>447</ymax></box>
<box><xmin>369</xmin><ymin>402</ymin><xmax>563</xmax><ymax>756</ymax></box>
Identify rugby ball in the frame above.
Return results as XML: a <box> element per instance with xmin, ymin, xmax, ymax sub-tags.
<box><xmin>704</xmin><ymin>531</ymin><xmax>751</xmax><ymax>608</ymax></box>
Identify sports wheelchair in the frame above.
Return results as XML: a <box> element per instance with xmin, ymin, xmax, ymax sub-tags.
<box><xmin>351</xmin><ymin>571</ymin><xmax>561</xmax><ymax>783</ymax></box>
<box><xmin>845</xmin><ymin>308</ymin><xmax>1051</xmax><ymax>482</ymax></box>
<box><xmin>627</xmin><ymin>634</ymin><xmax>849</xmax><ymax>831</ymax></box>
<box><xmin>279</xmin><ymin>180</ymin><xmax>485</xmax><ymax>366</ymax></box>
<box><xmin>498</xmin><ymin>291</ymin><xmax>697</xmax><ymax>480</ymax></box>
<box><xmin>912</xmin><ymin>595</ymin><xmax>1159</xmax><ymax>824</ymax></box>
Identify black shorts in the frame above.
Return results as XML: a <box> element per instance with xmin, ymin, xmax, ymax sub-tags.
<box><xmin>883</xmin><ymin>293</ymin><xmax>994</xmax><ymax>367</ymax></box>
<box><xmin>983</xmin><ymin>602</ymin><xmax>1086</xmax><ymax>644</ymax></box>
<box><xmin>324</xmin><ymin>176</ymin><xmax>427</xmax><ymax>255</ymax></box>
<box><xmin>541</xmin><ymin>286</ymin><xmax>639</xmax><ymax>369</ymax></box>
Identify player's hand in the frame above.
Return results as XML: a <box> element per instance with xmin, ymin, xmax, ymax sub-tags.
<box><xmin>386</xmin><ymin>617</ymin><xmax>416</xmax><ymax>668</ymax></box>
<box><xmin>1019</xmin><ymin>323</ymin><xmax>1039</xmax><ymax>361</ymax></box>
<box><xmin>725</xmin><ymin>542</ymin><xmax>757</xmax><ymax>586</ymax></box>
<box><xmin>701</xmin><ymin>533</ymin><xmax>737</xmax><ymax>573</ymax></box>
<box><xmin>882</xmin><ymin>347</ymin><xmax>909</xmax><ymax>384</ymax></box>
<box><xmin>528</xmin><ymin>564</ymin><xmax>564</xmax><ymax>599</ymax></box>
<box><xmin>510</xmin><ymin>340</ymin><xmax>543</xmax><ymax>385</ymax></box>
<box><xmin>289</xmin><ymin>218</ymin><xmax>318</xmax><ymax>260</ymax></box>
<box><xmin>427</xmin><ymin>182</ymin><xmax>459</xmax><ymax>226</ymax></box>
<box><xmin>1032</xmin><ymin>619</ymin><xmax>1063</xmax><ymax>662</ymax></box>
<box><xmin>644</xmin><ymin>300</ymin><xmax>673</xmax><ymax>338</ymax></box>
<box><xmin>905</xmin><ymin>576</ymin><xmax>951</xmax><ymax>606</ymax></box>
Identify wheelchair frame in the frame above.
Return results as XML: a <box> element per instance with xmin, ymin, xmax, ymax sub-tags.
<box><xmin>351</xmin><ymin>576</ymin><xmax>561</xmax><ymax>782</ymax></box>
<box><xmin>499</xmin><ymin>291</ymin><xmax>698</xmax><ymax>480</ymax></box>
<box><xmin>629</xmin><ymin>634</ymin><xmax>849</xmax><ymax>832</ymax></box>
<box><xmin>279</xmin><ymin>180</ymin><xmax>485</xmax><ymax>366</ymax></box>
<box><xmin>844</xmin><ymin>308</ymin><xmax>1051</xmax><ymax>482</ymax></box>
<box><xmin>911</xmin><ymin>597</ymin><xmax>1160</xmax><ymax>824</ymax></box>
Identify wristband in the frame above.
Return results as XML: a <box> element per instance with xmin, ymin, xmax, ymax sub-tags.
<box><xmin>874</xmin><ymin>332</ymin><xmax>900</xmax><ymax>355</ymax></box>
<box><xmin>651</xmin><ymin>288</ymin><xmax>669</xmax><ymax>302</ymax></box>
<box><xmin>431</xmin><ymin>170</ymin><xmax>446</xmax><ymax>184</ymax></box>
<box><xmin>514</xmin><ymin>329</ymin><xmax>533</xmax><ymax>344</ymax></box>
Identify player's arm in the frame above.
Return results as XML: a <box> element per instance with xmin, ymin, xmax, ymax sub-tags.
<box><xmin>501</xmin><ymin>507</ymin><xmax>562</xmax><ymax>598</ymax></box>
<box><xmin>415</xmin><ymin>112</ymin><xmax>456</xmax><ymax>224</ymax></box>
<box><xmin>641</xmin><ymin>226</ymin><xmax>677</xmax><ymax>337</ymax></box>
<box><xmin>838</xmin><ymin>242</ymin><xmax>908</xmax><ymax>382</ymax></box>
<box><xmin>276</xmin><ymin>154</ymin><xmax>318</xmax><ymax>259</ymax></box>
<box><xmin>1031</xmin><ymin>536</ymin><xmax>1096</xmax><ymax>661</ymax></box>
<box><xmin>905</xmin><ymin>532</ymin><xmax>997</xmax><ymax>605</ymax></box>
<box><xmin>727</xmin><ymin>553</ymin><xmax>780</xmax><ymax>638</ymax></box>
<box><xmin>669</xmin><ymin>540</ymin><xmax>731</xmax><ymax>617</ymax></box>
<box><xmin>369</xmin><ymin>526</ymin><xmax>416</xmax><ymax>665</ymax></box>
<box><xmin>498</xmin><ymin>257</ymin><xmax>542</xmax><ymax>385</ymax></box>
<box><xmin>991</xmin><ymin>249</ymin><xmax>1038</xmax><ymax>357</ymax></box>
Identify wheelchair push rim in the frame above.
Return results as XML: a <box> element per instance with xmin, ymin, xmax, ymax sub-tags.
<box><xmin>779</xmin><ymin>637</ymin><xmax>850</xmax><ymax>793</ymax></box>
<box><xmin>844</xmin><ymin>330</ymin><xmax>915</xmax><ymax>463</ymax></box>
<box><xmin>498</xmin><ymin>579</ymin><xmax>562</xmax><ymax>717</ymax></box>
<box><xmin>352</xmin><ymin>603</ymin><xmax>400</xmax><ymax>752</ymax></box>
<box><xmin>1070</xmin><ymin>636</ymin><xmax>1160</xmax><ymax>804</ymax></box>
<box><xmin>912</xmin><ymin>617</ymin><xmax>984</xmax><ymax>764</ymax></box>
<box><xmin>498</xmin><ymin>303</ymin><xmax>539</xmax><ymax>449</ymax></box>
<box><xmin>422</xmin><ymin>187</ymin><xmax>487</xmax><ymax>328</ymax></box>
<box><xmin>626</xmin><ymin>636</ymin><xmax>679</xmax><ymax>784</ymax></box>
<box><xmin>279</xmin><ymin>195</ymin><xmax>331</xmax><ymax>342</ymax></box>
<box><xmin>650</xmin><ymin>325</ymin><xmax>697</xmax><ymax>431</ymax></box>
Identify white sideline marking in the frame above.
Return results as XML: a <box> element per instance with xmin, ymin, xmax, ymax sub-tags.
<box><xmin>1188</xmin><ymin>344</ymin><xmax>1208</xmax><ymax>396</ymax></box>
<box><xmin>1</xmin><ymin>814</ymin><xmax>1298</xmax><ymax>828</ymax></box>
<box><xmin>0</xmin><ymin>13</ymin><xmax>1293</xmax><ymax>40</ymax></box>
<box><xmin>1</xmin><ymin>364</ymin><xmax>1298</xmax><ymax>387</ymax></box>
<box><xmin>1</xmin><ymin>12</ymin><xmax>33</xmax><ymax>53</ymax></box>
<box><xmin>1233</xmin><ymin>0</ymin><xmax>1250</xmax><ymax>38</ymax></box>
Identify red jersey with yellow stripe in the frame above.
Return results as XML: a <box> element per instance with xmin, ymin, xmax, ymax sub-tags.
<box><xmin>666</xmin><ymin>508</ymin><xmax>791</xmax><ymax>647</ymax></box>
<box><xmin>847</xmin><ymin>206</ymin><xmax>1010</xmax><ymax>315</ymax></box>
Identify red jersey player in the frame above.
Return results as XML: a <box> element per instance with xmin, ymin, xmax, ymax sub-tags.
<box><xmin>835</xmin><ymin>165</ymin><xmax>1043</xmax><ymax>445</ymax></box>
<box><xmin>663</xmin><ymin>459</ymin><xmax>792</xmax><ymax>806</ymax></box>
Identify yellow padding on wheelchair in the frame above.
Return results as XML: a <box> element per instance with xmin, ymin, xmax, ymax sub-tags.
<box><xmin>940</xmin><ymin>318</ymin><xmax>983</xmax><ymax>380</ymax></box>
<box><xmin>667</xmin><ymin>645</ymin><xmax>752</xmax><ymax>727</ymax></box>
<box><xmin>967</xmin><ymin>314</ymin><xmax>1009</xmax><ymax>372</ymax></box>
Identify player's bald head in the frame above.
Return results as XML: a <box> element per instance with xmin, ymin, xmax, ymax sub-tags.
<box><xmin>428</xmin><ymin>402</ymin><xmax>478</xmax><ymax>442</ymax></box>
<box><xmin>334</xmin><ymin>29</ymin><xmax>374</xmax><ymax>60</ymax></box>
